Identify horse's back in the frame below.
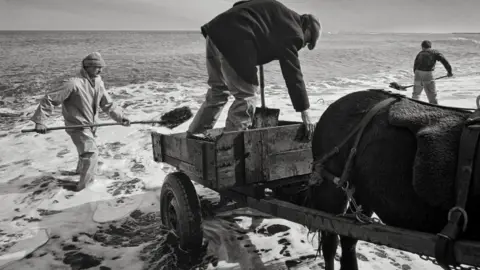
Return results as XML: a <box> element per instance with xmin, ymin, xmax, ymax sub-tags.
<box><xmin>312</xmin><ymin>89</ymin><xmax>463</xmax><ymax>233</ymax></box>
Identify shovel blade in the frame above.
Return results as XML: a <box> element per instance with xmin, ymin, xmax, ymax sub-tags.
<box><xmin>252</xmin><ymin>107</ymin><xmax>280</xmax><ymax>129</ymax></box>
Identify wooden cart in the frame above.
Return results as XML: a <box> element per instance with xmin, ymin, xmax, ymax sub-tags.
<box><xmin>151</xmin><ymin>121</ymin><xmax>480</xmax><ymax>268</ymax></box>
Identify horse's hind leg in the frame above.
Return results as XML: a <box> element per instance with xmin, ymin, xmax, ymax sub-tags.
<box><xmin>338</xmin><ymin>207</ymin><xmax>374</xmax><ymax>270</ymax></box>
<box><xmin>309</xmin><ymin>181</ymin><xmax>349</xmax><ymax>270</ymax></box>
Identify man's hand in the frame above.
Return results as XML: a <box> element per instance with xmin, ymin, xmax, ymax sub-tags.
<box><xmin>121</xmin><ymin>118</ymin><xmax>131</xmax><ymax>126</ymax></box>
<box><xmin>447</xmin><ymin>72</ymin><xmax>453</xmax><ymax>77</ymax></box>
<box><xmin>34</xmin><ymin>123</ymin><xmax>48</xmax><ymax>134</ymax></box>
<box><xmin>300</xmin><ymin>109</ymin><xmax>315</xmax><ymax>141</ymax></box>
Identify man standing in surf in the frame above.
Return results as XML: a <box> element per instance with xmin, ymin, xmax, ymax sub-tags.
<box><xmin>30</xmin><ymin>52</ymin><xmax>130</xmax><ymax>192</ymax></box>
<box><xmin>412</xmin><ymin>40</ymin><xmax>453</xmax><ymax>104</ymax></box>
<box><xmin>187</xmin><ymin>0</ymin><xmax>321</xmax><ymax>139</ymax></box>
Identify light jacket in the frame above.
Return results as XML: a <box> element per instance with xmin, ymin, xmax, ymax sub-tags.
<box><xmin>30</xmin><ymin>68</ymin><xmax>124</xmax><ymax>126</ymax></box>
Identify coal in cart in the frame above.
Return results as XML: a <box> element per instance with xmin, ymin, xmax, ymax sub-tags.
<box><xmin>151</xmin><ymin>121</ymin><xmax>480</xmax><ymax>269</ymax></box>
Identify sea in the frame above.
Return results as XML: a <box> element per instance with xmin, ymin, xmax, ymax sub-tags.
<box><xmin>0</xmin><ymin>31</ymin><xmax>480</xmax><ymax>270</ymax></box>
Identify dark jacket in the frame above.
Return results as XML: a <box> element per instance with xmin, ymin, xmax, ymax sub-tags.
<box><xmin>413</xmin><ymin>49</ymin><xmax>452</xmax><ymax>74</ymax></box>
<box><xmin>201</xmin><ymin>0</ymin><xmax>310</xmax><ymax>112</ymax></box>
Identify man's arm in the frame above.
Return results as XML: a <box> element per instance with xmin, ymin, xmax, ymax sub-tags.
<box><xmin>278</xmin><ymin>37</ymin><xmax>310</xmax><ymax>112</ymax></box>
<box><xmin>435</xmin><ymin>51</ymin><xmax>452</xmax><ymax>74</ymax></box>
<box><xmin>30</xmin><ymin>80</ymin><xmax>75</xmax><ymax>125</ymax></box>
<box><xmin>99</xmin><ymin>82</ymin><xmax>125</xmax><ymax>123</ymax></box>
<box><xmin>413</xmin><ymin>53</ymin><xmax>419</xmax><ymax>72</ymax></box>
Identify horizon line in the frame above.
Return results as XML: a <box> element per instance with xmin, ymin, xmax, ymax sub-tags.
<box><xmin>0</xmin><ymin>29</ymin><xmax>478</xmax><ymax>34</ymax></box>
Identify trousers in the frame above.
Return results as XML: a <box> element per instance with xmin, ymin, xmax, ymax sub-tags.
<box><xmin>66</xmin><ymin>128</ymin><xmax>98</xmax><ymax>191</ymax></box>
<box><xmin>412</xmin><ymin>70</ymin><xmax>438</xmax><ymax>104</ymax></box>
<box><xmin>187</xmin><ymin>37</ymin><xmax>258</xmax><ymax>134</ymax></box>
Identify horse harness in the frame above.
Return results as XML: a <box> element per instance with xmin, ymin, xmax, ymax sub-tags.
<box><xmin>309</xmin><ymin>93</ymin><xmax>480</xmax><ymax>269</ymax></box>
<box><xmin>434</xmin><ymin>108</ymin><xmax>480</xmax><ymax>270</ymax></box>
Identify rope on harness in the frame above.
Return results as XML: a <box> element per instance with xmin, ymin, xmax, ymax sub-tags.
<box><xmin>308</xmin><ymin>96</ymin><xmax>398</xmax><ymax>228</ymax></box>
<box><xmin>310</xmin><ymin>96</ymin><xmax>399</xmax><ymax>187</ymax></box>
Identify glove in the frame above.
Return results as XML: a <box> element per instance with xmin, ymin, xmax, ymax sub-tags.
<box><xmin>34</xmin><ymin>123</ymin><xmax>48</xmax><ymax>134</ymax></box>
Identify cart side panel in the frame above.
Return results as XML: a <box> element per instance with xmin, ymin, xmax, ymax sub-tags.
<box><xmin>152</xmin><ymin>132</ymin><xmax>217</xmax><ymax>189</ymax></box>
<box><xmin>268</xmin><ymin>149</ymin><xmax>312</xmax><ymax>181</ymax></box>
<box><xmin>266</xmin><ymin>123</ymin><xmax>311</xmax><ymax>152</ymax></box>
<box><xmin>162</xmin><ymin>155</ymin><xmax>203</xmax><ymax>182</ymax></box>
<box><xmin>151</xmin><ymin>132</ymin><xmax>164</xmax><ymax>162</ymax></box>
<box><xmin>244</xmin><ymin>123</ymin><xmax>313</xmax><ymax>184</ymax></box>
<box><xmin>215</xmin><ymin>131</ymin><xmax>246</xmax><ymax>189</ymax></box>
<box><xmin>203</xmin><ymin>142</ymin><xmax>217</xmax><ymax>189</ymax></box>
<box><xmin>244</xmin><ymin>129</ymin><xmax>268</xmax><ymax>184</ymax></box>
<box><xmin>267</xmin><ymin>124</ymin><xmax>313</xmax><ymax>181</ymax></box>
<box><xmin>161</xmin><ymin>135</ymin><xmax>194</xmax><ymax>162</ymax></box>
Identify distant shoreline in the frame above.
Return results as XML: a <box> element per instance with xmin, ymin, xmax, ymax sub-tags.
<box><xmin>0</xmin><ymin>30</ymin><xmax>478</xmax><ymax>35</ymax></box>
<box><xmin>0</xmin><ymin>30</ymin><xmax>201</xmax><ymax>33</ymax></box>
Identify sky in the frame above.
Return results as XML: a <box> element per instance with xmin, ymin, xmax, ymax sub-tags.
<box><xmin>0</xmin><ymin>0</ymin><xmax>479</xmax><ymax>33</ymax></box>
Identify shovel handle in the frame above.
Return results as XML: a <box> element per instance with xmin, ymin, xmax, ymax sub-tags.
<box><xmin>259</xmin><ymin>65</ymin><xmax>266</xmax><ymax>108</ymax></box>
<box><xmin>393</xmin><ymin>75</ymin><xmax>450</xmax><ymax>91</ymax></box>
<box><xmin>21</xmin><ymin>120</ymin><xmax>166</xmax><ymax>133</ymax></box>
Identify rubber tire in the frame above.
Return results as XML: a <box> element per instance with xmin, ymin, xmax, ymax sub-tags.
<box><xmin>160</xmin><ymin>171</ymin><xmax>203</xmax><ymax>250</ymax></box>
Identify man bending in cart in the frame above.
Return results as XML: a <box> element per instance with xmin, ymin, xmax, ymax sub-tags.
<box><xmin>186</xmin><ymin>0</ymin><xmax>321</xmax><ymax>140</ymax></box>
<box><xmin>30</xmin><ymin>52</ymin><xmax>130</xmax><ymax>192</ymax></box>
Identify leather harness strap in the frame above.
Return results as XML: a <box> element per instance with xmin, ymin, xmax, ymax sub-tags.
<box><xmin>311</xmin><ymin>97</ymin><xmax>399</xmax><ymax>188</ymax></box>
<box><xmin>434</xmin><ymin>109</ymin><xmax>480</xmax><ymax>269</ymax></box>
<box><xmin>310</xmin><ymin>93</ymin><xmax>479</xmax><ymax>268</ymax></box>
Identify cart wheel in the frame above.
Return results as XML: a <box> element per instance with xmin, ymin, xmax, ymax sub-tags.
<box><xmin>160</xmin><ymin>171</ymin><xmax>203</xmax><ymax>250</ymax></box>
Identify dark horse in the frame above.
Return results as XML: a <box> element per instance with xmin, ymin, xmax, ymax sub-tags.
<box><xmin>307</xmin><ymin>89</ymin><xmax>480</xmax><ymax>270</ymax></box>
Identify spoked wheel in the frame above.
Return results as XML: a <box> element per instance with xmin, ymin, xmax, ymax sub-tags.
<box><xmin>160</xmin><ymin>171</ymin><xmax>203</xmax><ymax>250</ymax></box>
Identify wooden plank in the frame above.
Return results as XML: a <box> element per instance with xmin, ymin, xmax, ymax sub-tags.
<box><xmin>261</xmin><ymin>174</ymin><xmax>310</xmax><ymax>189</ymax></box>
<box><xmin>162</xmin><ymin>155</ymin><xmax>199</xmax><ymax>177</ymax></box>
<box><xmin>217</xmin><ymin>165</ymin><xmax>235</xmax><ymax>188</ymax></box>
<box><xmin>261</xmin><ymin>130</ymin><xmax>271</xmax><ymax>182</ymax></box>
<box><xmin>216</xmin><ymin>148</ymin><xmax>234</xmax><ymax>163</ymax></box>
<box><xmin>216</xmin><ymin>131</ymin><xmax>246</xmax><ymax>189</ymax></box>
<box><xmin>161</xmin><ymin>135</ymin><xmax>191</xmax><ymax>162</ymax></box>
<box><xmin>152</xmin><ymin>130</ymin><xmax>218</xmax><ymax>189</ymax></box>
<box><xmin>240</xmin><ymin>197</ymin><xmax>480</xmax><ymax>268</ymax></box>
<box><xmin>268</xmin><ymin>149</ymin><xmax>312</xmax><ymax>181</ymax></box>
<box><xmin>266</xmin><ymin>124</ymin><xmax>311</xmax><ymax>153</ymax></box>
<box><xmin>203</xmin><ymin>143</ymin><xmax>217</xmax><ymax>189</ymax></box>
<box><xmin>278</xmin><ymin>120</ymin><xmax>302</xmax><ymax>126</ymax></box>
<box><xmin>151</xmin><ymin>132</ymin><xmax>164</xmax><ymax>162</ymax></box>
<box><xmin>162</xmin><ymin>155</ymin><xmax>215</xmax><ymax>189</ymax></box>
<box><xmin>216</xmin><ymin>132</ymin><xmax>237</xmax><ymax>163</ymax></box>
<box><xmin>159</xmin><ymin>134</ymin><xmax>213</xmax><ymax>175</ymax></box>
<box><xmin>244</xmin><ymin>129</ymin><xmax>268</xmax><ymax>184</ymax></box>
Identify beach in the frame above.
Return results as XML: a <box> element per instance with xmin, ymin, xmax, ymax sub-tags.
<box><xmin>1</xmin><ymin>31</ymin><xmax>480</xmax><ymax>270</ymax></box>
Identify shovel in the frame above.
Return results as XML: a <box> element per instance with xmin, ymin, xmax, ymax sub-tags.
<box><xmin>389</xmin><ymin>75</ymin><xmax>448</xmax><ymax>91</ymax></box>
<box><xmin>21</xmin><ymin>106</ymin><xmax>193</xmax><ymax>133</ymax></box>
<box><xmin>252</xmin><ymin>65</ymin><xmax>280</xmax><ymax>128</ymax></box>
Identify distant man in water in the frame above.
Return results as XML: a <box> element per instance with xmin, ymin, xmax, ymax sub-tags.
<box><xmin>30</xmin><ymin>52</ymin><xmax>130</xmax><ymax>192</ymax></box>
<box><xmin>412</xmin><ymin>40</ymin><xmax>453</xmax><ymax>104</ymax></box>
<box><xmin>187</xmin><ymin>0</ymin><xmax>321</xmax><ymax>139</ymax></box>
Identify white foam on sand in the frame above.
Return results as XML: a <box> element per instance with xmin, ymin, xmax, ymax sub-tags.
<box><xmin>1</xmin><ymin>75</ymin><xmax>480</xmax><ymax>270</ymax></box>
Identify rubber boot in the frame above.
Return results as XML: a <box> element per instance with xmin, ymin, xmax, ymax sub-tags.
<box><xmin>76</xmin><ymin>152</ymin><xmax>98</xmax><ymax>192</ymax></box>
<box><xmin>75</xmin><ymin>156</ymin><xmax>82</xmax><ymax>175</ymax></box>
